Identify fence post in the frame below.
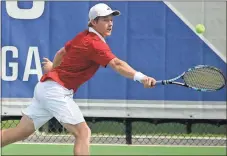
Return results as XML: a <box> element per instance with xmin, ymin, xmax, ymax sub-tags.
<box><xmin>125</xmin><ymin>119</ymin><xmax>132</xmax><ymax>144</ymax></box>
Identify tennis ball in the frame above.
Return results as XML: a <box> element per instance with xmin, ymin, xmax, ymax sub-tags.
<box><xmin>195</xmin><ymin>24</ymin><xmax>205</xmax><ymax>34</ymax></box>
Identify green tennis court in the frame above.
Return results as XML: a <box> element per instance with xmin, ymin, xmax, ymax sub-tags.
<box><xmin>1</xmin><ymin>143</ymin><xmax>226</xmax><ymax>155</ymax></box>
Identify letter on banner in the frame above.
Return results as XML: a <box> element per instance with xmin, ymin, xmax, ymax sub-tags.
<box><xmin>23</xmin><ymin>47</ymin><xmax>43</xmax><ymax>81</ymax></box>
<box><xmin>2</xmin><ymin>46</ymin><xmax>18</xmax><ymax>81</ymax></box>
<box><xmin>6</xmin><ymin>1</ymin><xmax>45</xmax><ymax>19</ymax></box>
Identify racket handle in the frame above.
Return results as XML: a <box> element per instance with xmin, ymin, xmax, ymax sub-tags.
<box><xmin>156</xmin><ymin>80</ymin><xmax>164</xmax><ymax>85</ymax></box>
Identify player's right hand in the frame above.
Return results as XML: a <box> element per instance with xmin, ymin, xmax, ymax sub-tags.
<box><xmin>42</xmin><ymin>57</ymin><xmax>53</xmax><ymax>73</ymax></box>
<box><xmin>141</xmin><ymin>76</ymin><xmax>156</xmax><ymax>88</ymax></box>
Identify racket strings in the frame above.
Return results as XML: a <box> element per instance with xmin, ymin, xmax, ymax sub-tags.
<box><xmin>183</xmin><ymin>67</ymin><xmax>226</xmax><ymax>90</ymax></box>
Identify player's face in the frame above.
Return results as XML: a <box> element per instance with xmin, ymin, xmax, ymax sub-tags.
<box><xmin>93</xmin><ymin>15</ymin><xmax>113</xmax><ymax>37</ymax></box>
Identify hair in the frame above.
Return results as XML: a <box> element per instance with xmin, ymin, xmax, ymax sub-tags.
<box><xmin>88</xmin><ymin>17</ymin><xmax>100</xmax><ymax>27</ymax></box>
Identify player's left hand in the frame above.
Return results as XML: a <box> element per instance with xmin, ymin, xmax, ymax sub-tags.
<box><xmin>42</xmin><ymin>57</ymin><xmax>53</xmax><ymax>73</ymax></box>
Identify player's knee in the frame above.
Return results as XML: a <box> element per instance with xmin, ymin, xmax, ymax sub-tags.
<box><xmin>76</xmin><ymin>124</ymin><xmax>91</xmax><ymax>139</ymax></box>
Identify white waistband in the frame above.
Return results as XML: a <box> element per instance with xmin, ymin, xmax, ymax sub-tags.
<box><xmin>39</xmin><ymin>80</ymin><xmax>74</xmax><ymax>96</ymax></box>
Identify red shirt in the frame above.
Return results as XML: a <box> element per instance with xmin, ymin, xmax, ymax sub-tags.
<box><xmin>40</xmin><ymin>30</ymin><xmax>116</xmax><ymax>92</ymax></box>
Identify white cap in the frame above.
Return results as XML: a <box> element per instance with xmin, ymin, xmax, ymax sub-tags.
<box><xmin>88</xmin><ymin>3</ymin><xmax>120</xmax><ymax>22</ymax></box>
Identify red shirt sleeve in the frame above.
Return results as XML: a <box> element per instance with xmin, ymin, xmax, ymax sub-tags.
<box><xmin>89</xmin><ymin>40</ymin><xmax>116</xmax><ymax>67</ymax></box>
<box><xmin>64</xmin><ymin>40</ymin><xmax>72</xmax><ymax>52</ymax></box>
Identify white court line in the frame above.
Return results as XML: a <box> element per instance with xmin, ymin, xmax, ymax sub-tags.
<box><xmin>14</xmin><ymin>142</ymin><xmax>226</xmax><ymax>148</ymax></box>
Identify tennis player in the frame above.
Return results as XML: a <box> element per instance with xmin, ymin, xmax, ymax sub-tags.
<box><xmin>0</xmin><ymin>3</ymin><xmax>156</xmax><ymax>155</ymax></box>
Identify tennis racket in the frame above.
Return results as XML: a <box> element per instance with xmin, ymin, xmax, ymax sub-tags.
<box><xmin>156</xmin><ymin>65</ymin><xmax>226</xmax><ymax>92</ymax></box>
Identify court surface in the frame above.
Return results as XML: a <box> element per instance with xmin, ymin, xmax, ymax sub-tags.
<box><xmin>1</xmin><ymin>143</ymin><xmax>226</xmax><ymax>155</ymax></box>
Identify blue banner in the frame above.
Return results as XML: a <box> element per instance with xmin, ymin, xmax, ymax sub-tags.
<box><xmin>1</xmin><ymin>1</ymin><xmax>226</xmax><ymax>101</ymax></box>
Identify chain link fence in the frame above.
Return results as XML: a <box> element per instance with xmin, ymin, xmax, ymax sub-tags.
<box><xmin>1</xmin><ymin>116</ymin><xmax>226</xmax><ymax>146</ymax></box>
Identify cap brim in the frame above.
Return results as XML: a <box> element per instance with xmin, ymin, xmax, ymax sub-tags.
<box><xmin>111</xmin><ymin>10</ymin><xmax>120</xmax><ymax>16</ymax></box>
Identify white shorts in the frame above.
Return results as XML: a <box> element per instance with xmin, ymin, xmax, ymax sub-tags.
<box><xmin>22</xmin><ymin>80</ymin><xmax>85</xmax><ymax>130</ymax></box>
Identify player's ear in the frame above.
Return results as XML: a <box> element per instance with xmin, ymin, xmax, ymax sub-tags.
<box><xmin>90</xmin><ymin>19</ymin><xmax>98</xmax><ymax>26</ymax></box>
<box><xmin>90</xmin><ymin>19</ymin><xmax>95</xmax><ymax>26</ymax></box>
<box><xmin>91</xmin><ymin>17</ymin><xmax>100</xmax><ymax>26</ymax></box>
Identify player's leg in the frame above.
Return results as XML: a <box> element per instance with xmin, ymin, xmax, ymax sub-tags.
<box><xmin>53</xmin><ymin>98</ymin><xmax>90</xmax><ymax>156</ymax></box>
<box><xmin>63</xmin><ymin>122</ymin><xmax>91</xmax><ymax>155</ymax></box>
<box><xmin>1</xmin><ymin>82</ymin><xmax>53</xmax><ymax>147</ymax></box>
<box><xmin>40</xmin><ymin>80</ymin><xmax>91</xmax><ymax>155</ymax></box>
<box><xmin>1</xmin><ymin>114</ymin><xmax>35</xmax><ymax>147</ymax></box>
<box><xmin>45</xmin><ymin>92</ymin><xmax>90</xmax><ymax>155</ymax></box>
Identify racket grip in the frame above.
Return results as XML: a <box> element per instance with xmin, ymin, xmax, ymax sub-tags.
<box><xmin>156</xmin><ymin>80</ymin><xmax>164</xmax><ymax>85</ymax></box>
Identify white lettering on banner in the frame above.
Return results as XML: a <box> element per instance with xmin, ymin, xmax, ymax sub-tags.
<box><xmin>2</xmin><ymin>46</ymin><xmax>19</xmax><ymax>81</ymax></box>
<box><xmin>6</xmin><ymin>1</ymin><xmax>45</xmax><ymax>19</ymax></box>
<box><xmin>1</xmin><ymin>46</ymin><xmax>43</xmax><ymax>82</ymax></box>
<box><xmin>23</xmin><ymin>47</ymin><xmax>43</xmax><ymax>81</ymax></box>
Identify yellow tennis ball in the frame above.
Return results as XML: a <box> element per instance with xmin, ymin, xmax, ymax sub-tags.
<box><xmin>195</xmin><ymin>24</ymin><xmax>205</xmax><ymax>34</ymax></box>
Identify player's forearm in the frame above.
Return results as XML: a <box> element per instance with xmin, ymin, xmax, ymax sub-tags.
<box><xmin>52</xmin><ymin>47</ymin><xmax>66</xmax><ymax>68</ymax></box>
<box><xmin>114</xmin><ymin>60</ymin><xmax>136</xmax><ymax>79</ymax></box>
<box><xmin>109</xmin><ymin>58</ymin><xmax>146</xmax><ymax>81</ymax></box>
